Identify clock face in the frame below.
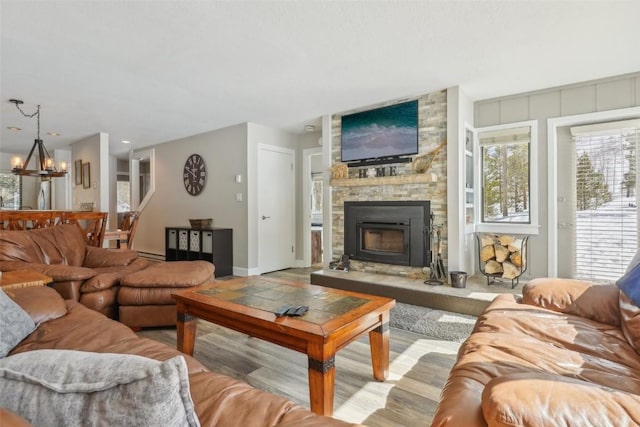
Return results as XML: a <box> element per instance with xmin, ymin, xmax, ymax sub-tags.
<box><xmin>183</xmin><ymin>154</ymin><xmax>207</xmax><ymax>195</ymax></box>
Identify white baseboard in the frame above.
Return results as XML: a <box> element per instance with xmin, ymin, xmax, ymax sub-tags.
<box><xmin>232</xmin><ymin>267</ymin><xmax>260</xmax><ymax>277</ymax></box>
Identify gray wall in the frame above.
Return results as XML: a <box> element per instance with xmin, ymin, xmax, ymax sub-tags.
<box><xmin>133</xmin><ymin>124</ymin><xmax>248</xmax><ymax>268</ymax></box>
<box><xmin>475</xmin><ymin>72</ymin><xmax>640</xmax><ymax>278</ymax></box>
<box><xmin>71</xmin><ymin>133</ymin><xmax>105</xmax><ymax>211</ymax></box>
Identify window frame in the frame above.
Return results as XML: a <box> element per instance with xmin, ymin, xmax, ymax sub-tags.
<box><xmin>475</xmin><ymin>120</ymin><xmax>539</xmax><ymax>235</ymax></box>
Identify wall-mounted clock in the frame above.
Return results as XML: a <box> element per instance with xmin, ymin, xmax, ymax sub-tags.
<box><xmin>183</xmin><ymin>154</ymin><xmax>207</xmax><ymax>196</ymax></box>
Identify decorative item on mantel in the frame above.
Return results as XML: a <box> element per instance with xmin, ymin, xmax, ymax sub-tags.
<box><xmin>412</xmin><ymin>140</ymin><xmax>446</xmax><ymax>174</ymax></box>
<box><xmin>189</xmin><ymin>218</ymin><xmax>212</xmax><ymax>228</ymax></box>
<box><xmin>331</xmin><ymin>163</ymin><xmax>348</xmax><ymax>179</ymax></box>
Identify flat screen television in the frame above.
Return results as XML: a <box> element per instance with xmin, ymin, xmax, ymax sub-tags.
<box><xmin>341</xmin><ymin>100</ymin><xmax>418</xmax><ymax>163</ymax></box>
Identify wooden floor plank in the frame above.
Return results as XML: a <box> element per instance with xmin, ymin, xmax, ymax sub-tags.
<box><xmin>138</xmin><ymin>269</ymin><xmax>462</xmax><ymax>426</ymax></box>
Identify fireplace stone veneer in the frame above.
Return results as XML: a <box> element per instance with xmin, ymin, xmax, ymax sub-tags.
<box><xmin>344</xmin><ymin>201</ymin><xmax>430</xmax><ymax>267</ymax></box>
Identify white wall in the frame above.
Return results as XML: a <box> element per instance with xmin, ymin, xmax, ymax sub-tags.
<box><xmin>447</xmin><ymin>86</ymin><xmax>474</xmax><ymax>273</ymax></box>
<box><xmin>475</xmin><ymin>72</ymin><xmax>640</xmax><ymax>277</ymax></box>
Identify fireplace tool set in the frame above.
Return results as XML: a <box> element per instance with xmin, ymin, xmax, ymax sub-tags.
<box><xmin>425</xmin><ymin>216</ymin><xmax>446</xmax><ymax>286</ymax></box>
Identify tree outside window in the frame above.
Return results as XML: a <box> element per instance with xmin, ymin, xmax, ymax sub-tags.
<box><xmin>480</xmin><ymin>126</ymin><xmax>531</xmax><ymax>224</ymax></box>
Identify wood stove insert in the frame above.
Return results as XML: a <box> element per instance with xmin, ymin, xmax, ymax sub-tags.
<box><xmin>344</xmin><ymin>201</ymin><xmax>430</xmax><ymax>267</ymax></box>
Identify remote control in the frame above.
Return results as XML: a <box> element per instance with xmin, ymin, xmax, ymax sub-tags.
<box><xmin>284</xmin><ymin>306</ymin><xmax>299</xmax><ymax>316</ymax></box>
<box><xmin>292</xmin><ymin>306</ymin><xmax>309</xmax><ymax>316</ymax></box>
<box><xmin>274</xmin><ymin>305</ymin><xmax>293</xmax><ymax>317</ymax></box>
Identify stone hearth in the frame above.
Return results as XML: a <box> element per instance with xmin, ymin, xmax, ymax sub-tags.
<box><xmin>310</xmin><ymin>269</ymin><xmax>521</xmax><ymax>316</ymax></box>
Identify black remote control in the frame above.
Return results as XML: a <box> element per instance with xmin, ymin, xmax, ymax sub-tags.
<box><xmin>274</xmin><ymin>305</ymin><xmax>293</xmax><ymax>317</ymax></box>
<box><xmin>292</xmin><ymin>306</ymin><xmax>309</xmax><ymax>316</ymax></box>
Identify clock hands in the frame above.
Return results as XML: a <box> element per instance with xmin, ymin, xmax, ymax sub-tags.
<box><xmin>186</xmin><ymin>167</ymin><xmax>198</xmax><ymax>179</ymax></box>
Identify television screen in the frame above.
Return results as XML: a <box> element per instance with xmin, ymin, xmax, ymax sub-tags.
<box><xmin>341</xmin><ymin>100</ymin><xmax>418</xmax><ymax>163</ymax></box>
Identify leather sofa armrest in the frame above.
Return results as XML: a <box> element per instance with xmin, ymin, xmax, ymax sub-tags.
<box><xmin>83</xmin><ymin>246</ymin><xmax>139</xmax><ymax>268</ymax></box>
<box><xmin>523</xmin><ymin>278</ymin><xmax>620</xmax><ymax>326</ymax></box>
<box><xmin>0</xmin><ymin>261</ymin><xmax>96</xmax><ymax>282</ymax></box>
<box><xmin>482</xmin><ymin>372</ymin><xmax>640</xmax><ymax>427</ymax></box>
<box><xmin>80</xmin><ymin>272</ymin><xmax>121</xmax><ymax>293</ymax></box>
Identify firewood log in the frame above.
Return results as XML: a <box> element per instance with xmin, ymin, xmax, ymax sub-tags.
<box><xmin>484</xmin><ymin>260</ymin><xmax>503</xmax><ymax>274</ymax></box>
<box><xmin>498</xmin><ymin>235</ymin><xmax>515</xmax><ymax>246</ymax></box>
<box><xmin>502</xmin><ymin>261</ymin><xmax>521</xmax><ymax>279</ymax></box>
<box><xmin>494</xmin><ymin>244</ymin><xmax>510</xmax><ymax>263</ymax></box>
<box><xmin>480</xmin><ymin>245</ymin><xmax>496</xmax><ymax>262</ymax></box>
<box><xmin>508</xmin><ymin>238</ymin><xmax>523</xmax><ymax>252</ymax></box>
<box><xmin>481</xmin><ymin>234</ymin><xmax>496</xmax><ymax>247</ymax></box>
<box><xmin>510</xmin><ymin>251</ymin><xmax>522</xmax><ymax>267</ymax></box>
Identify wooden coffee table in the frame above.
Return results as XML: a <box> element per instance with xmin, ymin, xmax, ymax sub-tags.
<box><xmin>172</xmin><ymin>276</ymin><xmax>395</xmax><ymax>416</ymax></box>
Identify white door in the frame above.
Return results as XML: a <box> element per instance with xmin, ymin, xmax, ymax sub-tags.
<box><xmin>258</xmin><ymin>145</ymin><xmax>295</xmax><ymax>273</ymax></box>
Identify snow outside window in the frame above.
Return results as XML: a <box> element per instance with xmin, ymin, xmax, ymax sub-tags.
<box><xmin>476</xmin><ymin>120</ymin><xmax>539</xmax><ymax>235</ymax></box>
<box><xmin>570</xmin><ymin>122</ymin><xmax>638</xmax><ymax>281</ymax></box>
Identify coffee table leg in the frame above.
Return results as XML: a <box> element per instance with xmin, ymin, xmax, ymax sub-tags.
<box><xmin>176</xmin><ymin>302</ymin><xmax>197</xmax><ymax>356</ymax></box>
<box><xmin>369</xmin><ymin>311</ymin><xmax>390</xmax><ymax>381</ymax></box>
<box><xmin>307</xmin><ymin>343</ymin><xmax>336</xmax><ymax>416</ymax></box>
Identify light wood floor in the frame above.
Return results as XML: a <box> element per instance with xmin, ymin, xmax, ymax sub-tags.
<box><xmin>138</xmin><ymin>269</ymin><xmax>461</xmax><ymax>426</ymax></box>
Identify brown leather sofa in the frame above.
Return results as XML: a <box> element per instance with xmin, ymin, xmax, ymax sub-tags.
<box><xmin>432</xmin><ymin>278</ymin><xmax>640</xmax><ymax>426</ymax></box>
<box><xmin>3</xmin><ymin>286</ymin><xmax>358</xmax><ymax>427</ymax></box>
<box><xmin>0</xmin><ymin>223</ymin><xmax>149</xmax><ymax>317</ymax></box>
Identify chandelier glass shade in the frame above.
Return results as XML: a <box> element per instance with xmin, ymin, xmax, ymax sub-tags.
<box><xmin>10</xmin><ymin>99</ymin><xmax>67</xmax><ymax>178</ymax></box>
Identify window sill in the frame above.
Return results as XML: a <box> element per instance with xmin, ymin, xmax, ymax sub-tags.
<box><xmin>476</xmin><ymin>223</ymin><xmax>540</xmax><ymax>235</ymax></box>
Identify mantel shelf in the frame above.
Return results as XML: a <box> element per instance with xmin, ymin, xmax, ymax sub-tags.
<box><xmin>331</xmin><ymin>173</ymin><xmax>437</xmax><ymax>187</ymax></box>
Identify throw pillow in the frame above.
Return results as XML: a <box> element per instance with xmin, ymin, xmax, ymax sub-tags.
<box><xmin>617</xmin><ymin>259</ymin><xmax>640</xmax><ymax>307</ymax></box>
<box><xmin>617</xmin><ymin>258</ymin><xmax>640</xmax><ymax>352</ymax></box>
<box><xmin>0</xmin><ymin>289</ymin><xmax>36</xmax><ymax>358</ymax></box>
<box><xmin>0</xmin><ymin>349</ymin><xmax>200</xmax><ymax>427</ymax></box>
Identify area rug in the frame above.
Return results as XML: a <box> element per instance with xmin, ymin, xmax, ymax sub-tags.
<box><xmin>390</xmin><ymin>303</ymin><xmax>477</xmax><ymax>342</ymax></box>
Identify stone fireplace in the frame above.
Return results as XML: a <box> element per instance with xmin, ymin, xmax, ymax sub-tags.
<box><xmin>330</xmin><ymin>89</ymin><xmax>447</xmax><ymax>277</ymax></box>
<box><xmin>344</xmin><ymin>201</ymin><xmax>430</xmax><ymax>267</ymax></box>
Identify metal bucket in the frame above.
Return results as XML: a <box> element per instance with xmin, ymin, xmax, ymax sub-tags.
<box><xmin>449</xmin><ymin>271</ymin><xmax>468</xmax><ymax>288</ymax></box>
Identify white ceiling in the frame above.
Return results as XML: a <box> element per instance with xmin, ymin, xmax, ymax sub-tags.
<box><xmin>2</xmin><ymin>0</ymin><xmax>640</xmax><ymax>158</ymax></box>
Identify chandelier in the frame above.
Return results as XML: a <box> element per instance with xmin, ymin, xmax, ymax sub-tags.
<box><xmin>9</xmin><ymin>99</ymin><xmax>67</xmax><ymax>178</ymax></box>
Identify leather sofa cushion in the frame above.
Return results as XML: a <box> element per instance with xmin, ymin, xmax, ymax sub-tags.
<box><xmin>481</xmin><ymin>372</ymin><xmax>640</xmax><ymax>427</ymax></box>
<box><xmin>5</xmin><ymin>286</ymin><xmax>67</xmax><ymax>326</ymax></box>
<box><xmin>122</xmin><ymin>261</ymin><xmax>214</xmax><ymax>288</ymax></box>
<box><xmin>118</xmin><ymin>286</ymin><xmax>179</xmax><ymax>305</ymax></box>
<box><xmin>620</xmin><ymin>292</ymin><xmax>640</xmax><ymax>352</ymax></box>
<box><xmin>0</xmin><ymin>408</ymin><xmax>31</xmax><ymax>427</ymax></box>
<box><xmin>81</xmin><ymin>259</ymin><xmax>151</xmax><ymax>293</ymax></box>
<box><xmin>0</xmin><ymin>224</ymin><xmax>86</xmax><ymax>267</ymax></box>
<box><xmin>523</xmin><ymin>278</ymin><xmax>621</xmax><ymax>326</ymax></box>
<box><xmin>83</xmin><ymin>246</ymin><xmax>139</xmax><ymax>268</ymax></box>
<box><xmin>11</xmin><ymin>300</ymin><xmax>208</xmax><ymax>375</ymax></box>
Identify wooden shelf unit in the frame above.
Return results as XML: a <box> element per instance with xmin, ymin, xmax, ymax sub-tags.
<box><xmin>165</xmin><ymin>227</ymin><xmax>233</xmax><ymax>277</ymax></box>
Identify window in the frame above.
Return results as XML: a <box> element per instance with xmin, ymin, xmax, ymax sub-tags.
<box><xmin>476</xmin><ymin>120</ymin><xmax>538</xmax><ymax>234</ymax></box>
<box><xmin>0</xmin><ymin>172</ymin><xmax>21</xmax><ymax>209</ymax></box>
<box><xmin>570</xmin><ymin>121</ymin><xmax>638</xmax><ymax>280</ymax></box>
<box><xmin>116</xmin><ymin>177</ymin><xmax>130</xmax><ymax>213</ymax></box>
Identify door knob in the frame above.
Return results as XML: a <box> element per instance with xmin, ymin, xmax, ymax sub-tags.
<box><xmin>262</xmin><ymin>216</ymin><xmax>271</xmax><ymax>220</ymax></box>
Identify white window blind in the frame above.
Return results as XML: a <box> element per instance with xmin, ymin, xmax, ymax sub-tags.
<box><xmin>571</xmin><ymin>122</ymin><xmax>638</xmax><ymax>280</ymax></box>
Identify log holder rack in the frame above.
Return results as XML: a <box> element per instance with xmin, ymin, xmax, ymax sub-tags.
<box><xmin>476</xmin><ymin>234</ymin><xmax>529</xmax><ymax>289</ymax></box>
